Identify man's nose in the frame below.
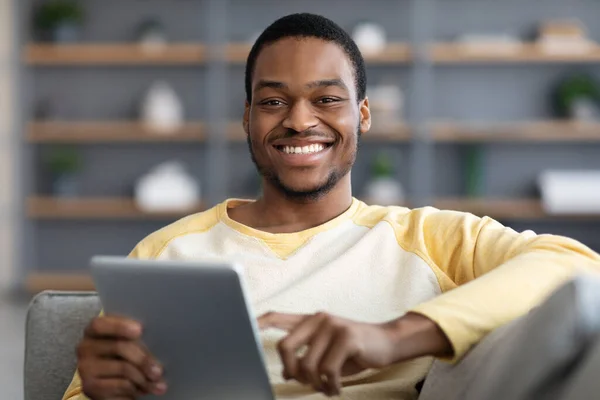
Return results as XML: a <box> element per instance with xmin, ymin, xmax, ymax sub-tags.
<box><xmin>282</xmin><ymin>100</ymin><xmax>318</xmax><ymax>133</ymax></box>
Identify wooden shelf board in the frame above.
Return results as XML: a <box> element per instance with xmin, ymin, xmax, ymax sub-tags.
<box><xmin>431</xmin><ymin>121</ymin><xmax>600</xmax><ymax>142</ymax></box>
<box><xmin>28</xmin><ymin>121</ymin><xmax>206</xmax><ymax>143</ymax></box>
<box><xmin>431</xmin><ymin>42</ymin><xmax>600</xmax><ymax>64</ymax></box>
<box><xmin>25</xmin><ymin>44</ymin><xmax>207</xmax><ymax>65</ymax></box>
<box><xmin>364</xmin><ymin>123</ymin><xmax>411</xmax><ymax>141</ymax></box>
<box><xmin>224</xmin><ymin>42</ymin><xmax>412</xmax><ymax>64</ymax></box>
<box><xmin>432</xmin><ymin>198</ymin><xmax>600</xmax><ymax>220</ymax></box>
<box><xmin>28</xmin><ymin>197</ymin><xmax>205</xmax><ymax>220</ymax></box>
<box><xmin>362</xmin><ymin>43</ymin><xmax>413</xmax><ymax>64</ymax></box>
<box><xmin>25</xmin><ymin>272</ymin><xmax>95</xmax><ymax>293</ymax></box>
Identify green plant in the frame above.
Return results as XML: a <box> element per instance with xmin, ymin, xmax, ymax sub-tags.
<box><xmin>554</xmin><ymin>73</ymin><xmax>600</xmax><ymax>117</ymax></box>
<box><xmin>45</xmin><ymin>147</ymin><xmax>82</xmax><ymax>175</ymax></box>
<box><xmin>34</xmin><ymin>0</ymin><xmax>84</xmax><ymax>31</ymax></box>
<box><xmin>371</xmin><ymin>152</ymin><xmax>394</xmax><ymax>178</ymax></box>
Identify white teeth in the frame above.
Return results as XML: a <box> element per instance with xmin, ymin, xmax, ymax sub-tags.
<box><xmin>281</xmin><ymin>143</ymin><xmax>327</xmax><ymax>154</ymax></box>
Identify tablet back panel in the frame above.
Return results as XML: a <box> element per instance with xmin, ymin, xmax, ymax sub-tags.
<box><xmin>90</xmin><ymin>256</ymin><xmax>274</xmax><ymax>400</ymax></box>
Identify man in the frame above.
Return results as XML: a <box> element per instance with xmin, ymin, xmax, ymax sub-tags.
<box><xmin>64</xmin><ymin>13</ymin><xmax>600</xmax><ymax>400</ymax></box>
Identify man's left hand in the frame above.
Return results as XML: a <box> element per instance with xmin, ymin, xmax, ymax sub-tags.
<box><xmin>258</xmin><ymin>311</ymin><xmax>451</xmax><ymax>397</ymax></box>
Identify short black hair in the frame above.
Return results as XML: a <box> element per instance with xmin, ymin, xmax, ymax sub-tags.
<box><xmin>244</xmin><ymin>13</ymin><xmax>367</xmax><ymax>103</ymax></box>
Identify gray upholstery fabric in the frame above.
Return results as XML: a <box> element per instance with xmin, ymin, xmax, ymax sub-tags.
<box><xmin>419</xmin><ymin>274</ymin><xmax>600</xmax><ymax>400</ymax></box>
<box><xmin>24</xmin><ymin>291</ymin><xmax>101</xmax><ymax>400</ymax></box>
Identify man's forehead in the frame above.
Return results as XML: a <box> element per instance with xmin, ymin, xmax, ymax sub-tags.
<box><xmin>252</xmin><ymin>37</ymin><xmax>355</xmax><ymax>91</ymax></box>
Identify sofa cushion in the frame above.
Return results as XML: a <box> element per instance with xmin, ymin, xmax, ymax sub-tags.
<box><xmin>419</xmin><ymin>274</ymin><xmax>600</xmax><ymax>400</ymax></box>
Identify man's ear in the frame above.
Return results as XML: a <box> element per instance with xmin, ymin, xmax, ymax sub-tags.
<box><xmin>243</xmin><ymin>101</ymin><xmax>250</xmax><ymax>135</ymax></box>
<box><xmin>359</xmin><ymin>97</ymin><xmax>371</xmax><ymax>135</ymax></box>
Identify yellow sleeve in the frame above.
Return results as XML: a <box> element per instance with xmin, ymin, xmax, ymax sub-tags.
<box><xmin>395</xmin><ymin>208</ymin><xmax>600</xmax><ymax>361</ymax></box>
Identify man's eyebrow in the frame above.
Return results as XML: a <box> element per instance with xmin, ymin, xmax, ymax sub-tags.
<box><xmin>305</xmin><ymin>79</ymin><xmax>348</xmax><ymax>91</ymax></box>
<box><xmin>254</xmin><ymin>80</ymin><xmax>288</xmax><ymax>91</ymax></box>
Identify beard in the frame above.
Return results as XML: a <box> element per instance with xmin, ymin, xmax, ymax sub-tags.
<box><xmin>248</xmin><ymin>125</ymin><xmax>361</xmax><ymax>202</ymax></box>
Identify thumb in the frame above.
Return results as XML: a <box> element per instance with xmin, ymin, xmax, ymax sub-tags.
<box><xmin>258</xmin><ymin>312</ymin><xmax>307</xmax><ymax>331</ymax></box>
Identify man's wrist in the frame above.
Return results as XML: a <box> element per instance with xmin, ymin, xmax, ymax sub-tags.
<box><xmin>383</xmin><ymin>312</ymin><xmax>453</xmax><ymax>363</ymax></box>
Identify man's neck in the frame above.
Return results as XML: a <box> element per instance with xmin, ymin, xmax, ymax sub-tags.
<box><xmin>228</xmin><ymin>177</ymin><xmax>353</xmax><ymax>234</ymax></box>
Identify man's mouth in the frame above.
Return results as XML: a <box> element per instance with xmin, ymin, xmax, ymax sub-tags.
<box><xmin>275</xmin><ymin>143</ymin><xmax>332</xmax><ymax>155</ymax></box>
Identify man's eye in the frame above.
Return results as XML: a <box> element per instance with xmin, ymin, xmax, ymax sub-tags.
<box><xmin>262</xmin><ymin>100</ymin><xmax>284</xmax><ymax>106</ymax></box>
<box><xmin>317</xmin><ymin>97</ymin><xmax>339</xmax><ymax>104</ymax></box>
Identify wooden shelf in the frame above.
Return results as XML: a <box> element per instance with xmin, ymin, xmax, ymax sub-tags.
<box><xmin>28</xmin><ymin>197</ymin><xmax>205</xmax><ymax>220</ymax></box>
<box><xmin>361</xmin><ymin>43</ymin><xmax>413</xmax><ymax>64</ymax></box>
<box><xmin>25</xmin><ymin>44</ymin><xmax>207</xmax><ymax>65</ymax></box>
<box><xmin>431</xmin><ymin>42</ymin><xmax>600</xmax><ymax>64</ymax></box>
<box><xmin>224</xmin><ymin>42</ymin><xmax>412</xmax><ymax>64</ymax></box>
<box><xmin>430</xmin><ymin>121</ymin><xmax>600</xmax><ymax>143</ymax></box>
<box><xmin>25</xmin><ymin>272</ymin><xmax>95</xmax><ymax>293</ymax></box>
<box><xmin>27</xmin><ymin>121</ymin><xmax>206</xmax><ymax>143</ymax></box>
<box><xmin>432</xmin><ymin>198</ymin><xmax>600</xmax><ymax>220</ymax></box>
<box><xmin>364</xmin><ymin>122</ymin><xmax>411</xmax><ymax>141</ymax></box>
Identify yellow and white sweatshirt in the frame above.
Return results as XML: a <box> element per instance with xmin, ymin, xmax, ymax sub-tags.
<box><xmin>64</xmin><ymin>198</ymin><xmax>600</xmax><ymax>400</ymax></box>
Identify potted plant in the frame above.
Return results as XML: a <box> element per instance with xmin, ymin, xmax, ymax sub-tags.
<box><xmin>45</xmin><ymin>147</ymin><xmax>82</xmax><ymax>197</ymax></box>
<box><xmin>34</xmin><ymin>0</ymin><xmax>85</xmax><ymax>43</ymax></box>
<box><xmin>554</xmin><ymin>73</ymin><xmax>600</xmax><ymax>120</ymax></box>
<box><xmin>364</xmin><ymin>152</ymin><xmax>405</xmax><ymax>206</ymax></box>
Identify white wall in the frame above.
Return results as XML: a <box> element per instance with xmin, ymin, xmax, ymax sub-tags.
<box><xmin>0</xmin><ymin>0</ymin><xmax>15</xmax><ymax>291</ymax></box>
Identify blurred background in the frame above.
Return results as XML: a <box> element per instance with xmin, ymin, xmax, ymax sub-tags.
<box><xmin>2</xmin><ymin>0</ymin><xmax>600</xmax><ymax>395</ymax></box>
<box><xmin>3</xmin><ymin>0</ymin><xmax>600</xmax><ymax>290</ymax></box>
<box><xmin>5</xmin><ymin>0</ymin><xmax>600</xmax><ymax>294</ymax></box>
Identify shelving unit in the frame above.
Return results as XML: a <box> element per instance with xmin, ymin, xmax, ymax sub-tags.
<box><xmin>224</xmin><ymin>42</ymin><xmax>412</xmax><ymax>64</ymax></box>
<box><xmin>430</xmin><ymin>121</ymin><xmax>600</xmax><ymax>143</ymax></box>
<box><xmin>432</xmin><ymin>198</ymin><xmax>600</xmax><ymax>221</ymax></box>
<box><xmin>24</xmin><ymin>43</ymin><xmax>208</xmax><ymax>65</ymax></box>
<box><xmin>27</xmin><ymin>121</ymin><xmax>206</xmax><ymax>143</ymax></box>
<box><xmin>430</xmin><ymin>42</ymin><xmax>600</xmax><ymax>64</ymax></box>
<box><xmin>14</xmin><ymin>1</ymin><xmax>600</xmax><ymax>293</ymax></box>
<box><xmin>27</xmin><ymin>197</ymin><xmax>205</xmax><ymax>220</ymax></box>
<box><xmin>25</xmin><ymin>272</ymin><xmax>95</xmax><ymax>293</ymax></box>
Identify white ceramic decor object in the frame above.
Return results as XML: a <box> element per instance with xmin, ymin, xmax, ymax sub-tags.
<box><xmin>140</xmin><ymin>30</ymin><xmax>168</xmax><ymax>53</ymax></box>
<box><xmin>365</xmin><ymin>177</ymin><xmax>405</xmax><ymax>206</ymax></box>
<box><xmin>135</xmin><ymin>161</ymin><xmax>200</xmax><ymax>212</ymax></box>
<box><xmin>539</xmin><ymin>170</ymin><xmax>600</xmax><ymax>214</ymax></box>
<box><xmin>352</xmin><ymin>22</ymin><xmax>387</xmax><ymax>55</ymax></box>
<box><xmin>141</xmin><ymin>81</ymin><xmax>183</xmax><ymax>134</ymax></box>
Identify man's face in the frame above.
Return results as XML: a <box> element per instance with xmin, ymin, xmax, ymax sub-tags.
<box><xmin>245</xmin><ymin>37</ymin><xmax>371</xmax><ymax>200</ymax></box>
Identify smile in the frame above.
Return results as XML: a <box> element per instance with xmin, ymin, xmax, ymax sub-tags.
<box><xmin>276</xmin><ymin>143</ymin><xmax>329</xmax><ymax>155</ymax></box>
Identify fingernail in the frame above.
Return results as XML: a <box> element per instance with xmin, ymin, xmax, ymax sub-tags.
<box><xmin>153</xmin><ymin>382</ymin><xmax>167</xmax><ymax>395</ymax></box>
<box><xmin>150</xmin><ymin>364</ymin><xmax>162</xmax><ymax>379</ymax></box>
<box><xmin>127</xmin><ymin>323</ymin><xmax>141</xmax><ymax>336</ymax></box>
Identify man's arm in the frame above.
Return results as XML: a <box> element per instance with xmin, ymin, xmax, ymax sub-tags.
<box><xmin>404</xmin><ymin>208</ymin><xmax>600</xmax><ymax>360</ymax></box>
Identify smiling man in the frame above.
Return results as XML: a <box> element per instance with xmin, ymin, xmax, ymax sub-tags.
<box><xmin>64</xmin><ymin>13</ymin><xmax>600</xmax><ymax>400</ymax></box>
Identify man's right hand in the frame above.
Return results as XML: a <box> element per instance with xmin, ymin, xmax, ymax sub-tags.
<box><xmin>77</xmin><ymin>315</ymin><xmax>167</xmax><ymax>399</ymax></box>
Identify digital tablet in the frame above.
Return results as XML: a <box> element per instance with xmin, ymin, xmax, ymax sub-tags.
<box><xmin>90</xmin><ymin>256</ymin><xmax>274</xmax><ymax>400</ymax></box>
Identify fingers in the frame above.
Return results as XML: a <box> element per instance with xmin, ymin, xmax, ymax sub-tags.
<box><xmin>300</xmin><ymin>323</ymin><xmax>336</xmax><ymax>392</ymax></box>
<box><xmin>258</xmin><ymin>312</ymin><xmax>307</xmax><ymax>331</ymax></box>
<box><xmin>85</xmin><ymin>316</ymin><xmax>142</xmax><ymax>340</ymax></box>
<box><xmin>319</xmin><ymin>329</ymin><xmax>355</xmax><ymax>397</ymax></box>
<box><xmin>81</xmin><ymin>378</ymin><xmax>141</xmax><ymax>399</ymax></box>
<box><xmin>277</xmin><ymin>313</ymin><xmax>328</xmax><ymax>382</ymax></box>
<box><xmin>77</xmin><ymin>338</ymin><xmax>162</xmax><ymax>382</ymax></box>
<box><xmin>83</xmin><ymin>359</ymin><xmax>149</xmax><ymax>392</ymax></box>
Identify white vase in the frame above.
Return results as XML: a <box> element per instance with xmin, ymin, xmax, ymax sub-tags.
<box><xmin>141</xmin><ymin>81</ymin><xmax>184</xmax><ymax>134</ymax></box>
<box><xmin>364</xmin><ymin>177</ymin><xmax>405</xmax><ymax>206</ymax></box>
<box><xmin>352</xmin><ymin>22</ymin><xmax>387</xmax><ymax>55</ymax></box>
<box><xmin>135</xmin><ymin>161</ymin><xmax>200</xmax><ymax>213</ymax></box>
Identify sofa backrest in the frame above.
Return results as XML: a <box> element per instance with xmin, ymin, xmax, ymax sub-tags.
<box><xmin>24</xmin><ymin>291</ymin><xmax>101</xmax><ymax>400</ymax></box>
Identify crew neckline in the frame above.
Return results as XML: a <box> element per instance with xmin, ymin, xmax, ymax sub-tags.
<box><xmin>218</xmin><ymin>197</ymin><xmax>361</xmax><ymax>243</ymax></box>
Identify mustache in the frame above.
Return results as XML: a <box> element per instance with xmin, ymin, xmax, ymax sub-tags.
<box><xmin>270</xmin><ymin>129</ymin><xmax>335</xmax><ymax>142</ymax></box>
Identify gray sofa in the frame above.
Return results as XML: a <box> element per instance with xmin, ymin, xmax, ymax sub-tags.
<box><xmin>24</xmin><ymin>275</ymin><xmax>600</xmax><ymax>400</ymax></box>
